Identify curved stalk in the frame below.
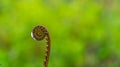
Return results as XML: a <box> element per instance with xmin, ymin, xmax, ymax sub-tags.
<box><xmin>31</xmin><ymin>25</ymin><xmax>50</xmax><ymax>67</ymax></box>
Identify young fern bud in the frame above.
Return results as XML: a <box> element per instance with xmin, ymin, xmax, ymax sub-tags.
<box><xmin>31</xmin><ymin>25</ymin><xmax>51</xmax><ymax>67</ymax></box>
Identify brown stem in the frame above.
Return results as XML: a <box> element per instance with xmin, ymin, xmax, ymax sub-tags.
<box><xmin>44</xmin><ymin>33</ymin><xmax>50</xmax><ymax>67</ymax></box>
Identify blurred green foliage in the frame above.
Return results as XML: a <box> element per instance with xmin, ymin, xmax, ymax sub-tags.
<box><xmin>0</xmin><ymin>0</ymin><xmax>120</xmax><ymax>67</ymax></box>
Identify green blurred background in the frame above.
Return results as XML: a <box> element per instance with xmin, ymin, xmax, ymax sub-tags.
<box><xmin>0</xmin><ymin>0</ymin><xmax>120</xmax><ymax>67</ymax></box>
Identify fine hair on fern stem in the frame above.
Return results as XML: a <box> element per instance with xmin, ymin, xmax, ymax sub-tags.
<box><xmin>31</xmin><ymin>25</ymin><xmax>51</xmax><ymax>67</ymax></box>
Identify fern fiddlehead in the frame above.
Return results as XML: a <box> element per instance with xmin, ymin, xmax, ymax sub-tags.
<box><xmin>31</xmin><ymin>25</ymin><xmax>50</xmax><ymax>67</ymax></box>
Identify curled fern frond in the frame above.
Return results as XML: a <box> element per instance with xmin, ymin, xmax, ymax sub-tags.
<box><xmin>31</xmin><ymin>25</ymin><xmax>51</xmax><ymax>67</ymax></box>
